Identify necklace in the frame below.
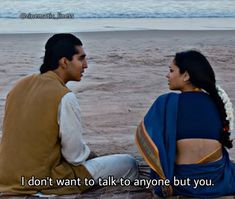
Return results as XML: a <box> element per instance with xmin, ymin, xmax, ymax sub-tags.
<box><xmin>193</xmin><ymin>87</ymin><xmax>202</xmax><ymax>92</ymax></box>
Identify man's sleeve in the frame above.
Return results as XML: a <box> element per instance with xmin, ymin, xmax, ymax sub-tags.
<box><xmin>58</xmin><ymin>92</ymin><xmax>90</xmax><ymax>165</ymax></box>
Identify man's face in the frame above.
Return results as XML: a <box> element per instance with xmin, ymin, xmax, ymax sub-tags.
<box><xmin>65</xmin><ymin>45</ymin><xmax>88</xmax><ymax>81</ymax></box>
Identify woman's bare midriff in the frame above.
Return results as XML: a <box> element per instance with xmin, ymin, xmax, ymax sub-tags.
<box><xmin>175</xmin><ymin>139</ymin><xmax>222</xmax><ymax>164</ymax></box>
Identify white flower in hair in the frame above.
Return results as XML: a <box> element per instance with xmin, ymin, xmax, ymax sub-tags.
<box><xmin>216</xmin><ymin>85</ymin><xmax>234</xmax><ymax>130</ymax></box>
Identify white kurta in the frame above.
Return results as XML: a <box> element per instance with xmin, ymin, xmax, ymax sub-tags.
<box><xmin>58</xmin><ymin>92</ymin><xmax>90</xmax><ymax>165</ymax></box>
<box><xmin>57</xmin><ymin>92</ymin><xmax>138</xmax><ymax>183</ymax></box>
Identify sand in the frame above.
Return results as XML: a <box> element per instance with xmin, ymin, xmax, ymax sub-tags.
<box><xmin>2</xmin><ymin>18</ymin><xmax>235</xmax><ymax>34</ymax></box>
<box><xmin>0</xmin><ymin>30</ymin><xmax>235</xmax><ymax>198</ymax></box>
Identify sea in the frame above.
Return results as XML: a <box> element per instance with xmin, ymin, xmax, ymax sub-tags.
<box><xmin>0</xmin><ymin>0</ymin><xmax>235</xmax><ymax>33</ymax></box>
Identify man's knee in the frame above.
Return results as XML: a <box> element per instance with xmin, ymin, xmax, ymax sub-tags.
<box><xmin>119</xmin><ymin>154</ymin><xmax>139</xmax><ymax>180</ymax></box>
<box><xmin>124</xmin><ymin>154</ymin><xmax>138</xmax><ymax>167</ymax></box>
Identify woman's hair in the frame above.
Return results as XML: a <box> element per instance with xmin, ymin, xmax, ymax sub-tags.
<box><xmin>174</xmin><ymin>50</ymin><xmax>233</xmax><ymax>148</ymax></box>
<box><xmin>40</xmin><ymin>33</ymin><xmax>83</xmax><ymax>74</ymax></box>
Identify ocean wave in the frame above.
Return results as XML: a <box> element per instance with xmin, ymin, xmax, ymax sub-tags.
<box><xmin>1</xmin><ymin>13</ymin><xmax>235</xmax><ymax>19</ymax></box>
<box><xmin>0</xmin><ymin>0</ymin><xmax>235</xmax><ymax>19</ymax></box>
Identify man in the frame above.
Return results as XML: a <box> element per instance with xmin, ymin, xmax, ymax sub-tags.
<box><xmin>0</xmin><ymin>33</ymin><xmax>138</xmax><ymax>195</ymax></box>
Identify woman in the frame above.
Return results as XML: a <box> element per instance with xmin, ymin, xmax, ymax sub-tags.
<box><xmin>136</xmin><ymin>50</ymin><xmax>235</xmax><ymax>197</ymax></box>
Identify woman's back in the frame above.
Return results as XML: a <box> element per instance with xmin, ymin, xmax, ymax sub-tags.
<box><xmin>176</xmin><ymin>91</ymin><xmax>222</xmax><ymax>164</ymax></box>
<box><xmin>137</xmin><ymin>50</ymin><xmax>235</xmax><ymax>197</ymax></box>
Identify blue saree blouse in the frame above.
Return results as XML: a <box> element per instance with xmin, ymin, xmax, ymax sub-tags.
<box><xmin>136</xmin><ymin>92</ymin><xmax>235</xmax><ymax>197</ymax></box>
<box><xmin>177</xmin><ymin>92</ymin><xmax>221</xmax><ymax>140</ymax></box>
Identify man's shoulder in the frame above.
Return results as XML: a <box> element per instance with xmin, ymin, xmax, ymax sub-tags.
<box><xmin>10</xmin><ymin>73</ymin><xmax>37</xmax><ymax>89</ymax></box>
<box><xmin>9</xmin><ymin>73</ymin><xmax>69</xmax><ymax>96</ymax></box>
<box><xmin>14</xmin><ymin>73</ymin><xmax>38</xmax><ymax>84</ymax></box>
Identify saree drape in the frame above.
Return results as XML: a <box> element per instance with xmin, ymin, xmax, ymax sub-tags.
<box><xmin>136</xmin><ymin>93</ymin><xmax>235</xmax><ymax>197</ymax></box>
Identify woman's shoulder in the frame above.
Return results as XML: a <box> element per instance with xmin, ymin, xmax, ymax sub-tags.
<box><xmin>156</xmin><ymin>92</ymin><xmax>179</xmax><ymax>101</ymax></box>
<box><xmin>179</xmin><ymin>91</ymin><xmax>211</xmax><ymax>101</ymax></box>
<box><xmin>156</xmin><ymin>91</ymin><xmax>210</xmax><ymax>104</ymax></box>
<box><xmin>153</xmin><ymin>92</ymin><xmax>180</xmax><ymax>107</ymax></box>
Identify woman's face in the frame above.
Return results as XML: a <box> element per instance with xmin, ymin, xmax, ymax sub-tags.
<box><xmin>166</xmin><ymin>60</ymin><xmax>188</xmax><ymax>91</ymax></box>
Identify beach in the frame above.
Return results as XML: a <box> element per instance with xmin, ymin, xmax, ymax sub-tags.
<box><xmin>0</xmin><ymin>30</ymin><xmax>235</xmax><ymax>198</ymax></box>
<box><xmin>1</xmin><ymin>18</ymin><xmax>235</xmax><ymax>33</ymax></box>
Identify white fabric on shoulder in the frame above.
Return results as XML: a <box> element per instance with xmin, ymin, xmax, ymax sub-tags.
<box><xmin>58</xmin><ymin>92</ymin><xmax>90</xmax><ymax>165</ymax></box>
